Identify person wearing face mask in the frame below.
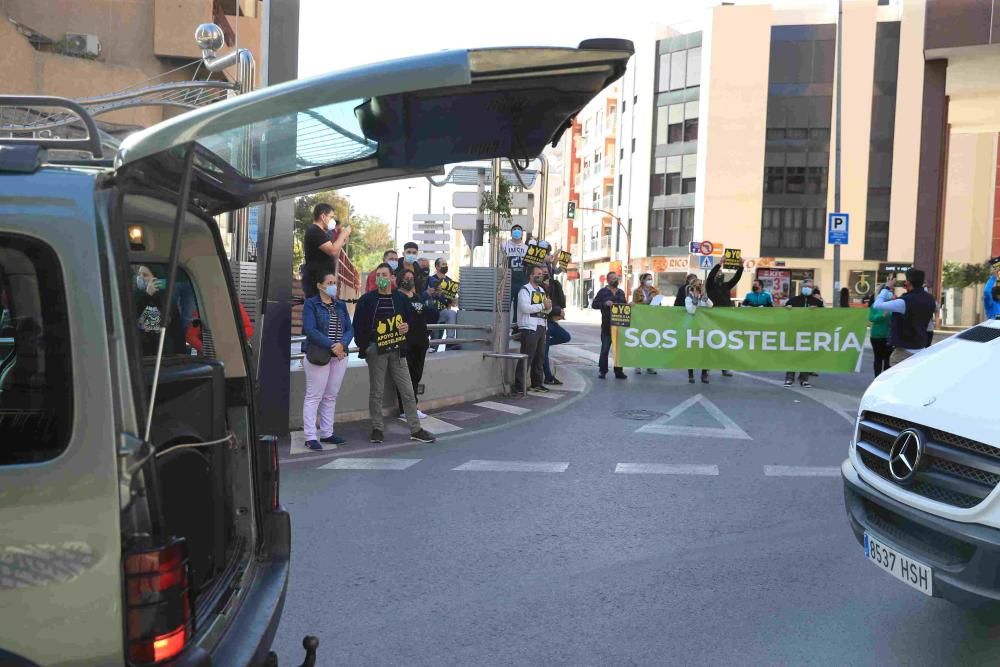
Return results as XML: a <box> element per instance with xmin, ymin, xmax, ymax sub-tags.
<box><xmin>300</xmin><ymin>272</ymin><xmax>354</xmax><ymax>451</ymax></box>
<box><xmin>674</xmin><ymin>273</ymin><xmax>698</xmax><ymax>307</ymax></box>
<box><xmin>353</xmin><ymin>263</ymin><xmax>436</xmax><ymax>445</ymax></box>
<box><xmin>783</xmin><ymin>280</ymin><xmax>824</xmax><ymax>387</ymax></box>
<box><xmin>706</xmin><ymin>262</ymin><xmax>744</xmax><ymax>378</ymax></box>
<box><xmin>872</xmin><ymin>268</ymin><xmax>937</xmax><ymax>367</ymax></box>
<box><xmin>133</xmin><ymin>264</ymin><xmax>186</xmax><ymax>356</ymax></box>
<box><xmin>426</xmin><ymin>258</ymin><xmax>460</xmax><ymax>351</ymax></box>
<box><xmin>631</xmin><ymin>273</ymin><xmax>659</xmax><ymax>375</ymax></box>
<box><xmin>513</xmin><ymin>265</ymin><xmax>553</xmax><ymax>394</ymax></box>
<box><xmin>503</xmin><ymin>224</ymin><xmax>529</xmax><ymax>311</ymax></box>
<box><xmin>302</xmin><ymin>203</ymin><xmax>352</xmax><ymax>298</ymax></box>
<box><xmin>742</xmin><ymin>280</ymin><xmax>774</xmax><ymax>307</ymax></box>
<box><xmin>394</xmin><ymin>268</ymin><xmax>438</xmax><ymax>420</ymax></box>
<box><xmin>366</xmin><ymin>249</ymin><xmax>398</xmax><ymax>292</ymax></box>
<box><xmin>592</xmin><ymin>272</ymin><xmax>628</xmax><ymax>380</ymax></box>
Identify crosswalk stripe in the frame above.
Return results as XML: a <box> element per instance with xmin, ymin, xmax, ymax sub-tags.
<box><xmin>528</xmin><ymin>390</ymin><xmax>567</xmax><ymax>400</ymax></box>
<box><xmin>763</xmin><ymin>465</ymin><xmax>841</xmax><ymax>477</ymax></box>
<box><xmin>474</xmin><ymin>401</ymin><xmax>531</xmax><ymax>416</ymax></box>
<box><xmin>452</xmin><ymin>460</ymin><xmax>569</xmax><ymax>473</ymax></box>
<box><xmin>319</xmin><ymin>458</ymin><xmax>422</xmax><ymax>471</ymax></box>
<box><xmin>615</xmin><ymin>463</ymin><xmax>720</xmax><ymax>476</ymax></box>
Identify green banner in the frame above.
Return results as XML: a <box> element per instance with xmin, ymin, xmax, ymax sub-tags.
<box><xmin>614</xmin><ymin>305</ymin><xmax>868</xmax><ymax>372</ymax></box>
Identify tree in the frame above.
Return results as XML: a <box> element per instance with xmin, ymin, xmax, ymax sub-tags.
<box><xmin>291</xmin><ymin>189</ymin><xmax>395</xmax><ymax>274</ymax></box>
<box><xmin>942</xmin><ymin>261</ymin><xmax>993</xmax><ymax>290</ymax></box>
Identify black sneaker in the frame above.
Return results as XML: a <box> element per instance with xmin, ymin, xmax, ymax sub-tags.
<box><xmin>321</xmin><ymin>434</ymin><xmax>346</xmax><ymax>446</ymax></box>
<box><xmin>614</xmin><ymin>373</ymin><xmax>628</xmax><ymax>380</ymax></box>
<box><xmin>722</xmin><ymin>370</ymin><xmax>734</xmax><ymax>377</ymax></box>
<box><xmin>800</xmin><ymin>380</ymin><xmax>812</xmax><ymax>388</ymax></box>
<box><xmin>635</xmin><ymin>368</ymin><xmax>643</xmax><ymax>375</ymax></box>
<box><xmin>370</xmin><ymin>429</ymin><xmax>384</xmax><ymax>443</ymax></box>
<box><xmin>544</xmin><ymin>377</ymin><xmax>564</xmax><ymax>386</ymax></box>
<box><xmin>646</xmin><ymin>369</ymin><xmax>658</xmax><ymax>375</ymax></box>
<box><xmin>530</xmin><ymin>385</ymin><xmax>550</xmax><ymax>393</ymax></box>
<box><xmin>688</xmin><ymin>376</ymin><xmax>695</xmax><ymax>384</ymax></box>
<box><xmin>410</xmin><ymin>429</ymin><xmax>436</xmax><ymax>443</ymax></box>
<box><xmin>701</xmin><ymin>373</ymin><xmax>710</xmax><ymax>384</ymax></box>
<box><xmin>304</xmin><ymin>439</ymin><xmax>323</xmax><ymax>451</ymax></box>
<box><xmin>783</xmin><ymin>379</ymin><xmax>794</xmax><ymax>387</ymax></box>
<box><xmin>598</xmin><ymin>372</ymin><xmax>607</xmax><ymax>379</ymax></box>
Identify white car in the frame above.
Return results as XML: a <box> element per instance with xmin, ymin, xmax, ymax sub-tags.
<box><xmin>842</xmin><ymin>318</ymin><xmax>1000</xmax><ymax>605</ymax></box>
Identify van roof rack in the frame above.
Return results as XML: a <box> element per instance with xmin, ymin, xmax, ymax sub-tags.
<box><xmin>0</xmin><ymin>95</ymin><xmax>103</xmax><ymax>159</ymax></box>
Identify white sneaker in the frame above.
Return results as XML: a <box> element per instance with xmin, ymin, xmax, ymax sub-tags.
<box><xmin>417</xmin><ymin>410</ymin><xmax>428</xmax><ymax>419</ymax></box>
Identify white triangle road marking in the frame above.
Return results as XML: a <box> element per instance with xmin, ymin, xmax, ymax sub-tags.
<box><xmin>636</xmin><ymin>394</ymin><xmax>752</xmax><ymax>440</ymax></box>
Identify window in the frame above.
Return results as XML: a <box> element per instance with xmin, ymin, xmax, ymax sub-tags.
<box><xmin>865</xmin><ymin>218</ymin><xmax>890</xmax><ymax>260</ymax></box>
<box><xmin>631</xmin><ymin>137</ymin><xmax>636</xmax><ymax>153</ymax></box>
<box><xmin>651</xmin><ymin>157</ymin><xmax>667</xmax><ymax>197</ymax></box>
<box><xmin>655</xmin><ymin>106</ymin><xmax>668</xmax><ymax>145</ymax></box>
<box><xmin>666</xmin><ymin>155</ymin><xmax>682</xmax><ymax>195</ymax></box>
<box><xmin>651</xmin><ymin>208</ymin><xmax>695</xmax><ymax>248</ymax></box>
<box><xmin>760</xmin><ymin>207</ymin><xmax>827</xmax><ymax>257</ymax></box>
<box><xmin>787</xmin><ymin>128</ymin><xmax>808</xmax><ymax>139</ymax></box>
<box><xmin>618</xmin><ymin>174</ymin><xmax>623</xmax><ymax>205</ymax></box>
<box><xmin>686</xmin><ymin>47</ymin><xmax>702</xmax><ymax>87</ymax></box>
<box><xmin>767</xmin><ymin>128</ymin><xmax>786</xmax><ymax>140</ymax></box>
<box><xmin>620</xmin><ymin>148</ymin><xmax>624</xmax><ymax>161</ymax></box>
<box><xmin>684</xmin><ymin>101</ymin><xmax>699</xmax><ymax>142</ymax></box>
<box><xmin>658</xmin><ymin>53</ymin><xmax>671</xmax><ymax>91</ymax></box>
<box><xmin>664</xmin><ymin>209</ymin><xmax>681</xmax><ymax>246</ymax></box>
<box><xmin>622</xmin><ymin>99</ymin><xmax>627</xmax><ymax>113</ymax></box>
<box><xmin>806</xmin><ymin>166</ymin><xmax>826</xmax><ymax>193</ymax></box>
<box><xmin>680</xmin><ymin>208</ymin><xmax>695</xmax><ymax>246</ymax></box>
<box><xmin>681</xmin><ymin>154</ymin><xmax>697</xmax><ymax>194</ymax></box>
<box><xmin>650</xmin><ymin>210</ymin><xmax>665</xmax><ymax>246</ymax></box>
<box><xmin>667</xmin><ymin>104</ymin><xmax>684</xmax><ymax>144</ymax></box>
<box><xmin>765</xmin><ymin>166</ymin><xmax>785</xmax><ymax>194</ymax></box>
<box><xmin>0</xmin><ymin>235</ymin><xmax>73</xmax><ymax>465</ymax></box>
<box><xmin>786</xmin><ymin>167</ymin><xmax>806</xmax><ymax>193</ymax></box>
<box><xmin>670</xmin><ymin>50</ymin><xmax>687</xmax><ymax>91</ymax></box>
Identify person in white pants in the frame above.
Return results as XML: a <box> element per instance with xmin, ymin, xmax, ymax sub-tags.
<box><xmin>301</xmin><ymin>272</ymin><xmax>353</xmax><ymax>451</ymax></box>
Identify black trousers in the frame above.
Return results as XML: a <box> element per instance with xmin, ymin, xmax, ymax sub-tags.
<box><xmin>514</xmin><ymin>326</ymin><xmax>547</xmax><ymax>391</ymax></box>
<box><xmin>871</xmin><ymin>337</ymin><xmax>893</xmax><ymax>377</ymax></box>
<box><xmin>396</xmin><ymin>343</ymin><xmax>428</xmax><ymax>412</ymax></box>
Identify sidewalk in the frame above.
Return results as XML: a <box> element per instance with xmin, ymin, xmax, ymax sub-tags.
<box><xmin>283</xmin><ymin>365</ymin><xmax>589</xmax><ymax>463</ymax></box>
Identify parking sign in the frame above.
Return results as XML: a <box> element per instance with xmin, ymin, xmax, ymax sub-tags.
<box><xmin>828</xmin><ymin>213</ymin><xmax>849</xmax><ymax>245</ymax></box>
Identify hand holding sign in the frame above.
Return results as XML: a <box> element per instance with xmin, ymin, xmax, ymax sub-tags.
<box><xmin>723</xmin><ymin>248</ymin><xmax>742</xmax><ymax>270</ymax></box>
<box><xmin>523</xmin><ymin>244</ymin><xmax>548</xmax><ymax>267</ymax></box>
<box><xmin>375</xmin><ymin>313</ymin><xmax>407</xmax><ymax>354</ymax></box>
<box><xmin>610</xmin><ymin>304</ymin><xmax>632</xmax><ymax>327</ymax></box>
<box><xmin>439</xmin><ymin>277</ymin><xmax>460</xmax><ymax>300</ymax></box>
<box><xmin>558</xmin><ymin>250</ymin><xmax>572</xmax><ymax>271</ymax></box>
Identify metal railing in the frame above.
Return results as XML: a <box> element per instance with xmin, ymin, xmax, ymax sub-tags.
<box><xmin>290</xmin><ymin>324</ymin><xmax>493</xmax><ymax>361</ymax></box>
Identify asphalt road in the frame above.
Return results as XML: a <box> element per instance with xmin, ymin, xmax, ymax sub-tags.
<box><xmin>271</xmin><ymin>321</ymin><xmax>1000</xmax><ymax>666</ymax></box>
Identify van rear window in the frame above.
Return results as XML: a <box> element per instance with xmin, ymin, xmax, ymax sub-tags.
<box><xmin>0</xmin><ymin>234</ymin><xmax>73</xmax><ymax>465</ymax></box>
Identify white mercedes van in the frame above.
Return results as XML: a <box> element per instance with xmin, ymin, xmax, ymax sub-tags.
<box><xmin>842</xmin><ymin>318</ymin><xmax>1000</xmax><ymax>606</ymax></box>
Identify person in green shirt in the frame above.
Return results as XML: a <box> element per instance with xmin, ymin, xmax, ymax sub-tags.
<box><xmin>868</xmin><ymin>294</ymin><xmax>893</xmax><ymax>377</ymax></box>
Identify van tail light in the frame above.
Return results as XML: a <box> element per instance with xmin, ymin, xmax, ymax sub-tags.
<box><xmin>124</xmin><ymin>538</ymin><xmax>193</xmax><ymax>664</ymax></box>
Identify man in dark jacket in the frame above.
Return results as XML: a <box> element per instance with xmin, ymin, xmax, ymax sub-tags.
<box><xmin>707</xmin><ymin>262</ymin><xmax>744</xmax><ymax>376</ymax></box>
<box><xmin>872</xmin><ymin>268</ymin><xmax>937</xmax><ymax>366</ymax></box>
<box><xmin>783</xmin><ymin>280</ymin><xmax>824</xmax><ymax>387</ymax></box>
<box><xmin>592</xmin><ymin>271</ymin><xmax>628</xmax><ymax>380</ymax></box>
<box><xmin>352</xmin><ymin>263</ymin><xmax>435</xmax><ymax>444</ymax></box>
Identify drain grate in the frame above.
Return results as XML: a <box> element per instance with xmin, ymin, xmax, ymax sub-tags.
<box><xmin>614</xmin><ymin>409</ymin><xmax>661</xmax><ymax>421</ymax></box>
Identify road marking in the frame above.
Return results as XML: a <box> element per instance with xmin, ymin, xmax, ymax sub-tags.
<box><xmin>734</xmin><ymin>372</ymin><xmax>857</xmax><ymax>425</ymax></box>
<box><xmin>319</xmin><ymin>458</ymin><xmax>422</xmax><ymax>471</ymax></box>
<box><xmin>396</xmin><ymin>414</ymin><xmax>463</xmax><ymax>434</ymax></box>
<box><xmin>530</xmin><ymin>390</ymin><xmax>568</xmax><ymax>400</ymax></box>
<box><xmin>452</xmin><ymin>460</ymin><xmax>569</xmax><ymax>473</ymax></box>
<box><xmin>636</xmin><ymin>394</ymin><xmax>752</xmax><ymax>440</ymax></box>
<box><xmin>763</xmin><ymin>465</ymin><xmax>841</xmax><ymax>477</ymax></box>
<box><xmin>615</xmin><ymin>463</ymin><xmax>719</xmax><ymax>476</ymax></box>
<box><xmin>474</xmin><ymin>401</ymin><xmax>531</xmax><ymax>416</ymax></box>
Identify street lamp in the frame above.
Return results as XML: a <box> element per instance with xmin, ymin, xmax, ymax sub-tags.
<box><xmin>394</xmin><ymin>185</ymin><xmax>416</xmax><ymax>247</ymax></box>
<box><xmin>575</xmin><ymin>205</ymin><xmax>631</xmax><ymax>276</ymax></box>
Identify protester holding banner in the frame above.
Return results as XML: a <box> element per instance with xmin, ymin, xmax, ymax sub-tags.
<box><xmin>593</xmin><ymin>271</ymin><xmax>628</xmax><ymax>380</ymax></box>
<box><xmin>427</xmin><ymin>258</ymin><xmax>460</xmax><ymax>351</ymax></box>
<box><xmin>352</xmin><ymin>262</ymin><xmax>436</xmax><ymax>445</ymax></box>
<box><xmin>685</xmin><ymin>279</ymin><xmax>713</xmax><ymax>384</ymax></box>
<box><xmin>742</xmin><ymin>280</ymin><xmax>774</xmax><ymax>307</ymax></box>
<box><xmin>542</xmin><ymin>265</ymin><xmax>570</xmax><ymax>385</ymax></box>
<box><xmin>867</xmin><ymin>294</ymin><xmax>893</xmax><ymax>377</ymax></box>
<box><xmin>707</xmin><ymin>262</ymin><xmax>743</xmax><ymax>378</ymax></box>
<box><xmin>632</xmin><ymin>273</ymin><xmax>659</xmax><ymax>375</ymax></box>
<box><xmin>513</xmin><ymin>264</ymin><xmax>552</xmax><ymax>394</ymax></box>
<box><xmin>783</xmin><ymin>280</ymin><xmax>824</xmax><ymax>387</ymax></box>
<box><xmin>395</xmin><ymin>267</ymin><xmax>438</xmax><ymax>420</ymax></box>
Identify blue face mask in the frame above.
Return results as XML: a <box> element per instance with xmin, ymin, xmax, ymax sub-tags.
<box><xmin>324</xmin><ymin>285</ymin><xmax>338</xmax><ymax>299</ymax></box>
<box><xmin>802</xmin><ymin>286</ymin><xmax>813</xmax><ymax>296</ymax></box>
<box><xmin>512</xmin><ymin>229</ymin><xmax>523</xmax><ymax>240</ymax></box>
<box><xmin>388</xmin><ymin>260</ymin><xmax>399</xmax><ymax>271</ymax></box>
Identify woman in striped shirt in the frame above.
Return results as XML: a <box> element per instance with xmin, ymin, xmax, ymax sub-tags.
<box><xmin>301</xmin><ymin>271</ymin><xmax>354</xmax><ymax>451</ymax></box>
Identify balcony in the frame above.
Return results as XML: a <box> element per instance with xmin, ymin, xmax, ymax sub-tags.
<box><xmin>583</xmin><ymin>235</ymin><xmax>611</xmax><ymax>261</ymax></box>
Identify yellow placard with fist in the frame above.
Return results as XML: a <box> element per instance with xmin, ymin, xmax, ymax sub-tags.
<box><xmin>375</xmin><ymin>313</ymin><xmax>406</xmax><ymax>354</ymax></box>
<box><xmin>610</xmin><ymin>304</ymin><xmax>631</xmax><ymax>327</ymax></box>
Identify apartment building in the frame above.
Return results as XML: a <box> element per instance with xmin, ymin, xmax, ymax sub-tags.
<box><xmin>610</xmin><ymin>0</ymin><xmax>1000</xmax><ymax>322</ymax></box>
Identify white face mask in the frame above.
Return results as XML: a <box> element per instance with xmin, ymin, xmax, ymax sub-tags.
<box><xmin>643</xmin><ymin>279</ymin><xmax>653</xmax><ymax>287</ymax></box>
<box><xmin>136</xmin><ymin>274</ymin><xmax>147</xmax><ymax>291</ymax></box>
<box><xmin>324</xmin><ymin>284</ymin><xmax>338</xmax><ymax>299</ymax></box>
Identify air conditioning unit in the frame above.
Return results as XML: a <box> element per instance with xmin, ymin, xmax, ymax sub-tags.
<box><xmin>63</xmin><ymin>33</ymin><xmax>101</xmax><ymax>58</ymax></box>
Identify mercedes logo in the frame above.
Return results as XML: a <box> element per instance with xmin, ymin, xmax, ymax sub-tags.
<box><xmin>889</xmin><ymin>429</ymin><xmax>924</xmax><ymax>483</ymax></box>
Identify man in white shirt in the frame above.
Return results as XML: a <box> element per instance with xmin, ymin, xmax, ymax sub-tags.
<box><xmin>502</xmin><ymin>224</ymin><xmax>529</xmax><ymax>309</ymax></box>
<box><xmin>512</xmin><ymin>264</ymin><xmax>552</xmax><ymax>394</ymax></box>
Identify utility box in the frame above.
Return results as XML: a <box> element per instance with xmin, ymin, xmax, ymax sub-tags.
<box><xmin>459</xmin><ymin>266</ymin><xmax>510</xmax><ymax>313</ymax></box>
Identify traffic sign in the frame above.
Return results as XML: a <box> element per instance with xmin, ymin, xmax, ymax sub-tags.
<box><xmin>413</xmin><ymin>213</ymin><xmax>450</xmax><ymax>222</ymax></box>
<box><xmin>828</xmin><ymin>213</ymin><xmax>849</xmax><ymax>245</ymax></box>
<box><xmin>452</xmin><ymin>213</ymin><xmax>482</xmax><ymax>230</ymax></box>
<box><xmin>699</xmin><ymin>255</ymin><xmax>716</xmax><ymax>270</ymax></box>
<box><xmin>453</xmin><ymin>191</ymin><xmax>533</xmax><ymax>209</ymax></box>
<box><xmin>699</xmin><ymin>241</ymin><xmax>714</xmax><ymax>256</ymax></box>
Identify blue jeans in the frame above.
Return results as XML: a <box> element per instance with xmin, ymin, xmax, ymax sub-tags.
<box><xmin>543</xmin><ymin>319</ymin><xmax>571</xmax><ymax>380</ymax></box>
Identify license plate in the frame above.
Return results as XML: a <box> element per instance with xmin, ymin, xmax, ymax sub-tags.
<box><xmin>864</xmin><ymin>532</ymin><xmax>933</xmax><ymax>596</ymax></box>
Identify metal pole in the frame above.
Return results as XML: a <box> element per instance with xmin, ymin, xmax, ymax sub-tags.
<box><xmin>394</xmin><ymin>191</ymin><xmax>400</xmax><ymax>247</ymax></box>
<box><xmin>537</xmin><ymin>154</ymin><xmax>549</xmax><ymax>240</ymax></box>
<box><xmin>833</xmin><ymin>0</ymin><xmax>843</xmax><ymax>305</ymax></box>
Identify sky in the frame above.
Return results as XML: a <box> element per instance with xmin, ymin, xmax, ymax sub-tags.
<box><xmin>294</xmin><ymin>0</ymin><xmax>759</xmax><ymax>237</ymax></box>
